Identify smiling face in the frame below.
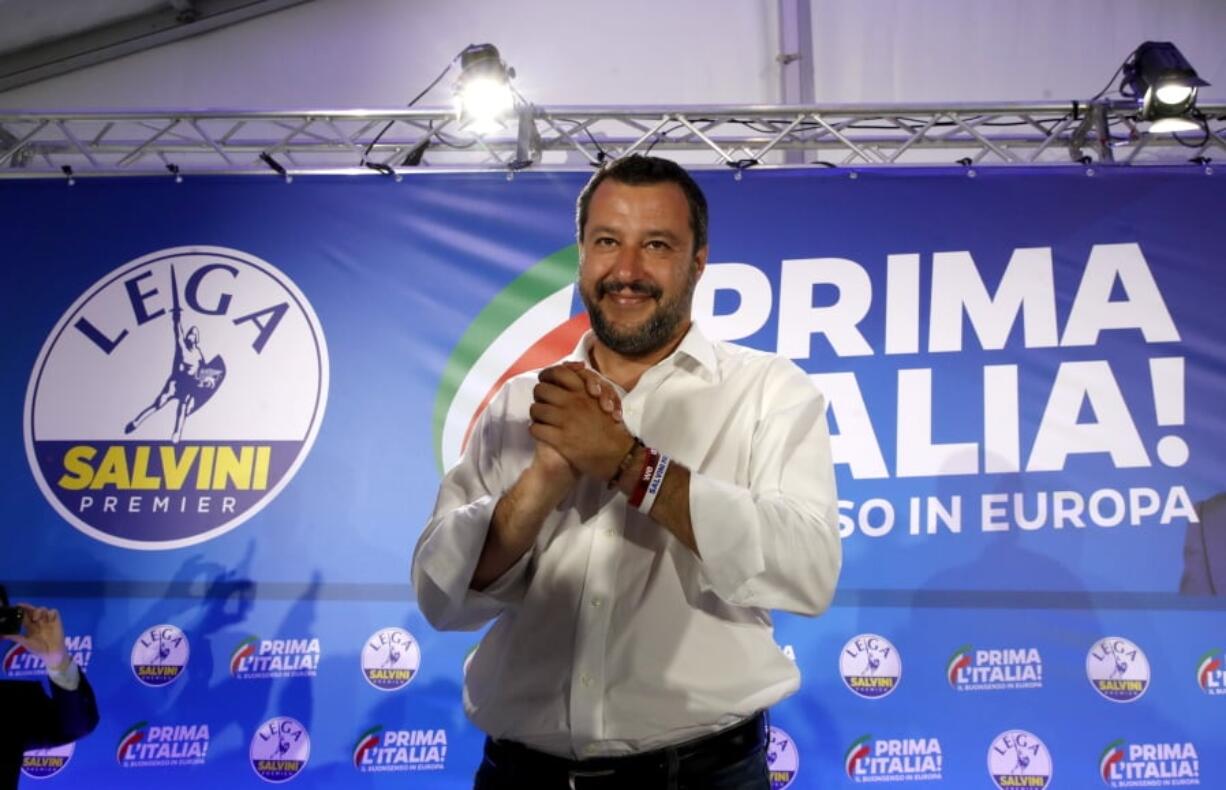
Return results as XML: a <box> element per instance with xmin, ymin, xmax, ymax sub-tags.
<box><xmin>578</xmin><ymin>179</ymin><xmax>707</xmax><ymax>359</ymax></box>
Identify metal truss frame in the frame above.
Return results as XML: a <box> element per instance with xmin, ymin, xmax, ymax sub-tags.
<box><xmin>1</xmin><ymin>101</ymin><xmax>1223</xmax><ymax>179</ymax></box>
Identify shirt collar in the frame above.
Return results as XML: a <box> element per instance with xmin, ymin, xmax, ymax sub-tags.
<box><xmin>570</xmin><ymin>321</ymin><xmax>718</xmax><ymax>381</ymax></box>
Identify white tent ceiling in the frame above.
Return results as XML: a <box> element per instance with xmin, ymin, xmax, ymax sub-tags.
<box><xmin>0</xmin><ymin>1</ymin><xmax>1221</xmax><ymax>111</ymax></box>
<box><xmin>0</xmin><ymin>0</ymin><xmax>166</xmax><ymax>55</ymax></box>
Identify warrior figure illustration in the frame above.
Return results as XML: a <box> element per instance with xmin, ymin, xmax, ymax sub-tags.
<box><xmin>124</xmin><ymin>266</ymin><xmax>225</xmax><ymax>443</ymax></box>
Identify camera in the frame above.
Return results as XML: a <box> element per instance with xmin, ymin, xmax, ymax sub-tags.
<box><xmin>0</xmin><ymin>584</ymin><xmax>24</xmax><ymax>636</ymax></box>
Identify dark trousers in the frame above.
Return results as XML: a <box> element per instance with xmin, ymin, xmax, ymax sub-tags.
<box><xmin>473</xmin><ymin>713</ymin><xmax>770</xmax><ymax>790</ymax></box>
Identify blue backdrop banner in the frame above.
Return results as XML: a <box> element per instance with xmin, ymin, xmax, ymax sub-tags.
<box><xmin>1</xmin><ymin>167</ymin><xmax>1223</xmax><ymax>788</ymax></box>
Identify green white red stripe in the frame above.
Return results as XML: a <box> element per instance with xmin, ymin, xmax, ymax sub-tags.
<box><xmin>1100</xmin><ymin>739</ymin><xmax>1125</xmax><ymax>782</ymax></box>
<box><xmin>116</xmin><ymin>721</ymin><xmax>148</xmax><ymax>762</ymax></box>
<box><xmin>3</xmin><ymin>644</ymin><xmax>26</xmax><ymax>673</ymax></box>
<box><xmin>1196</xmin><ymin>648</ymin><xmax>1221</xmax><ymax>689</ymax></box>
<box><xmin>845</xmin><ymin>734</ymin><xmax>872</xmax><ymax>777</ymax></box>
<box><xmin>353</xmin><ymin>725</ymin><xmax>382</xmax><ymax>767</ymax></box>
<box><xmin>432</xmin><ymin>246</ymin><xmax>582</xmax><ymax>471</ymax></box>
<box><xmin>947</xmin><ymin>644</ymin><xmax>973</xmax><ymax>687</ymax></box>
<box><xmin>230</xmin><ymin>636</ymin><xmax>259</xmax><ymax>676</ymax></box>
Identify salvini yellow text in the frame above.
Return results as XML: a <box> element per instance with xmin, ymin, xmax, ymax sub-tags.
<box><xmin>57</xmin><ymin>446</ymin><xmax>271</xmax><ymax>490</ymax></box>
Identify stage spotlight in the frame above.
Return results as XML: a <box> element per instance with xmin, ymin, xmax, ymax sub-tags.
<box><xmin>455</xmin><ymin>44</ymin><xmax>516</xmax><ymax>136</ymax></box>
<box><xmin>1122</xmin><ymin>41</ymin><xmax>1209</xmax><ymax>133</ymax></box>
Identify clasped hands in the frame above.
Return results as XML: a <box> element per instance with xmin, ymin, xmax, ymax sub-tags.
<box><xmin>528</xmin><ymin>361</ymin><xmax>635</xmax><ymax>488</ymax></box>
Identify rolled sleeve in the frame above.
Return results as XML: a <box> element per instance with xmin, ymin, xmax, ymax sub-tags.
<box><xmin>412</xmin><ymin>386</ymin><xmax>532</xmax><ymax>631</ymax></box>
<box><xmin>689</xmin><ymin>473</ymin><xmax>766</xmax><ymax>603</ymax></box>
<box><xmin>689</xmin><ymin>369</ymin><xmax>841</xmax><ymax>614</ymax></box>
<box><xmin>413</xmin><ymin>495</ymin><xmax>533</xmax><ymax>630</ymax></box>
<box><xmin>47</xmin><ymin>660</ymin><xmax>81</xmax><ymax>691</ymax></box>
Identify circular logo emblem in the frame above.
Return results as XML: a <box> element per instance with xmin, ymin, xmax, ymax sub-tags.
<box><xmin>25</xmin><ymin>246</ymin><xmax>329</xmax><ymax>550</ymax></box>
<box><xmin>766</xmin><ymin>726</ymin><xmax>799</xmax><ymax>789</ymax></box>
<box><xmin>988</xmin><ymin>730</ymin><xmax>1052</xmax><ymax>790</ymax></box>
<box><xmin>1086</xmin><ymin>636</ymin><xmax>1150</xmax><ymax>702</ymax></box>
<box><xmin>845</xmin><ymin>735</ymin><xmax>871</xmax><ymax>779</ymax></box>
<box><xmin>1100</xmin><ymin>739</ymin><xmax>1126</xmax><ymax>785</ymax></box>
<box><xmin>22</xmin><ymin>742</ymin><xmax>74</xmax><ymax>780</ymax></box>
<box><xmin>840</xmin><ymin>633</ymin><xmax>902</xmax><ymax>699</ymax></box>
<box><xmin>131</xmin><ymin>624</ymin><xmax>189</xmax><ymax>687</ymax></box>
<box><xmin>1195</xmin><ymin>648</ymin><xmax>1223</xmax><ymax>696</ymax></box>
<box><xmin>352</xmin><ymin>726</ymin><xmax>383</xmax><ymax>770</ymax></box>
<box><xmin>116</xmin><ymin>722</ymin><xmax>147</xmax><ymax>764</ymax></box>
<box><xmin>250</xmin><ymin>716</ymin><xmax>310</xmax><ymax>783</ymax></box>
<box><xmin>361</xmin><ymin>627</ymin><xmax>421</xmax><ymax>691</ymax></box>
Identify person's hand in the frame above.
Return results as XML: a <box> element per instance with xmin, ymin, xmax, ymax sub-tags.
<box><xmin>11</xmin><ymin>604</ymin><xmax>70</xmax><ymax>671</ymax></box>
<box><xmin>527</xmin><ymin>362</ymin><xmax>624</xmax><ymax>486</ymax></box>
<box><xmin>531</xmin><ymin>364</ymin><xmax>635</xmax><ymax>480</ymax></box>
<box><xmin>530</xmin><ymin>435</ymin><xmax>578</xmax><ymax>489</ymax></box>
<box><xmin>559</xmin><ymin>362</ymin><xmax>623</xmax><ymax>422</ymax></box>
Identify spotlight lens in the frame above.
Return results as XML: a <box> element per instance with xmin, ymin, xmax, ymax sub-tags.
<box><xmin>459</xmin><ymin>76</ymin><xmax>514</xmax><ymax>130</ymax></box>
<box><xmin>1148</xmin><ymin>116</ymin><xmax>1199</xmax><ymax>134</ymax></box>
<box><xmin>1154</xmin><ymin>83</ymin><xmax>1193</xmax><ymax>106</ymax></box>
<box><xmin>465</xmin><ymin>116</ymin><xmax>506</xmax><ymax>136</ymax></box>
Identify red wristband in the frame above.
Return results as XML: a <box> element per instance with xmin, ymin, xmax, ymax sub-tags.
<box><xmin>627</xmin><ymin>447</ymin><xmax>660</xmax><ymax>509</ymax></box>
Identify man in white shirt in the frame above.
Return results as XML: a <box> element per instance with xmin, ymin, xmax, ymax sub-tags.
<box><xmin>413</xmin><ymin>155</ymin><xmax>841</xmax><ymax>789</ymax></box>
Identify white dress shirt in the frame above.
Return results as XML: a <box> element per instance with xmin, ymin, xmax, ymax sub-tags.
<box><xmin>412</xmin><ymin>325</ymin><xmax>841</xmax><ymax>758</ymax></box>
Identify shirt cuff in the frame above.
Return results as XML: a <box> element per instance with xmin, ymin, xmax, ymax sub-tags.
<box><xmin>416</xmin><ymin>494</ymin><xmax>533</xmax><ymax>629</ymax></box>
<box><xmin>47</xmin><ymin>660</ymin><xmax>81</xmax><ymax>691</ymax></box>
<box><xmin>688</xmin><ymin>472</ymin><xmax>765</xmax><ymax>605</ymax></box>
<box><xmin>420</xmin><ymin>495</ymin><xmax>498</xmax><ymax>595</ymax></box>
<box><xmin>471</xmin><ymin>549</ymin><xmax>532</xmax><ymax>602</ymax></box>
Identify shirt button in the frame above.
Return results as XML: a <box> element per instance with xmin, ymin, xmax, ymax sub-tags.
<box><xmin>580</xmin><ymin>673</ymin><xmax>593</xmax><ymax>687</ymax></box>
<box><xmin>604</xmin><ymin>527</ymin><xmax>616</xmax><ymax>537</ymax></box>
<box><xmin>591</xmin><ymin>597</ymin><xmax>603</xmax><ymax>608</ymax></box>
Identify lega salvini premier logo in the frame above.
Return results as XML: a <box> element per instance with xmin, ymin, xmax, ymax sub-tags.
<box><xmin>988</xmin><ymin>729</ymin><xmax>1053</xmax><ymax>790</ymax></box>
<box><xmin>21</xmin><ymin>742</ymin><xmax>74</xmax><ymax>780</ymax></box>
<box><xmin>24</xmin><ymin>247</ymin><xmax>329</xmax><ymax>550</ymax></box>
<box><xmin>841</xmin><ymin>633</ymin><xmax>902</xmax><ymax>699</ymax></box>
<box><xmin>1086</xmin><ymin>636</ymin><xmax>1151</xmax><ymax>702</ymax></box>
<box><xmin>250</xmin><ymin>716</ymin><xmax>310</xmax><ymax>783</ymax></box>
<box><xmin>361</xmin><ymin>627</ymin><xmax>421</xmax><ymax>691</ymax></box>
<box><xmin>130</xmin><ymin>624</ymin><xmax>189</xmax><ymax>687</ymax></box>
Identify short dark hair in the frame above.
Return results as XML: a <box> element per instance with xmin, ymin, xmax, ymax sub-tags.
<box><xmin>575</xmin><ymin>155</ymin><xmax>708</xmax><ymax>254</ymax></box>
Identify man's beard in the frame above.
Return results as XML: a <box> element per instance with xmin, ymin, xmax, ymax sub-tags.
<box><xmin>581</xmin><ymin>269</ymin><xmax>696</xmax><ymax>357</ymax></box>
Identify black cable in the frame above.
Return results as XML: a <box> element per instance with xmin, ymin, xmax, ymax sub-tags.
<box><xmin>553</xmin><ymin>117</ymin><xmax>609</xmax><ymax>165</ymax></box>
<box><xmin>644</xmin><ymin>123</ymin><xmax>686</xmax><ymax>154</ymax></box>
<box><xmin>259</xmin><ymin>153</ymin><xmax>287</xmax><ymax>177</ymax></box>
<box><xmin>1172</xmin><ymin>109</ymin><xmax>1212</xmax><ymax>148</ymax></box>
<box><xmin>580</xmin><ymin>124</ymin><xmax>608</xmax><ymax>160</ymax></box>
<box><xmin>361</xmin><ymin>59</ymin><xmax>456</xmax><ymax>167</ymax></box>
<box><xmin>1091</xmin><ymin>54</ymin><xmax>1132</xmax><ymax>101</ymax></box>
<box><xmin>431</xmin><ymin>125</ymin><xmax>478</xmax><ymax>149</ymax></box>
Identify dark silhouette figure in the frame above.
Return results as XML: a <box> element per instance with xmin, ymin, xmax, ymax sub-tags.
<box><xmin>125</xmin><ymin>266</ymin><xmax>225</xmax><ymax>443</ymax></box>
